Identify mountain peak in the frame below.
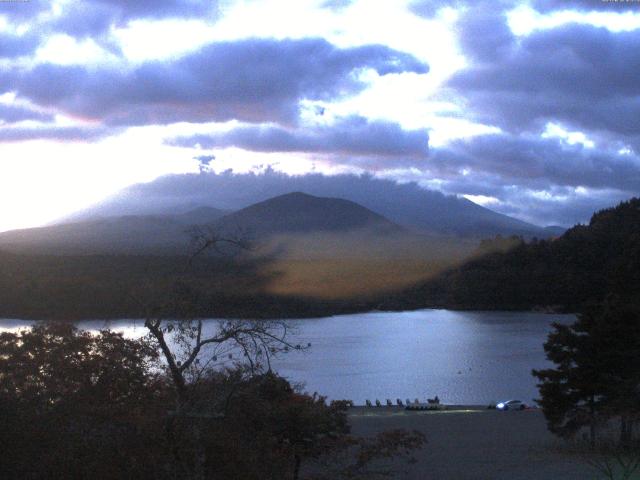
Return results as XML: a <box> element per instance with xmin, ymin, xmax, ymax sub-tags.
<box><xmin>61</xmin><ymin>172</ymin><xmax>552</xmax><ymax>237</ymax></box>
<box><xmin>215</xmin><ymin>191</ymin><xmax>401</xmax><ymax>236</ymax></box>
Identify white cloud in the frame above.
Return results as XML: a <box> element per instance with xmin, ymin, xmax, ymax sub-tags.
<box><xmin>508</xmin><ymin>4</ymin><xmax>640</xmax><ymax>36</ymax></box>
<box><xmin>34</xmin><ymin>34</ymin><xmax>119</xmax><ymax>65</ymax></box>
<box><xmin>462</xmin><ymin>194</ymin><xmax>500</xmax><ymax>206</ymax></box>
<box><xmin>1</xmin><ymin>0</ymin><xmax>638</xmax><ymax>231</ymax></box>
<box><xmin>113</xmin><ymin>19</ymin><xmax>217</xmax><ymax>62</ymax></box>
<box><xmin>542</xmin><ymin>122</ymin><xmax>595</xmax><ymax>148</ymax></box>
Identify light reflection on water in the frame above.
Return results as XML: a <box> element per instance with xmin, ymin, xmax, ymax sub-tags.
<box><xmin>0</xmin><ymin>319</ymin><xmax>147</xmax><ymax>339</ymax></box>
<box><xmin>0</xmin><ymin>309</ymin><xmax>574</xmax><ymax>405</ymax></box>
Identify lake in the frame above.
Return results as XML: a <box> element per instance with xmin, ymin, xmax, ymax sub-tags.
<box><xmin>0</xmin><ymin>309</ymin><xmax>574</xmax><ymax>405</ymax></box>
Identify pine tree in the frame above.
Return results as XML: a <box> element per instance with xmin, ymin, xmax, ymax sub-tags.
<box><xmin>533</xmin><ymin>298</ymin><xmax>640</xmax><ymax>446</ymax></box>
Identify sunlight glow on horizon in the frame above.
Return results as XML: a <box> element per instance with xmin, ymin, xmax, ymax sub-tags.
<box><xmin>0</xmin><ymin>134</ymin><xmax>200</xmax><ymax>232</ymax></box>
<box><xmin>0</xmin><ymin>0</ymin><xmax>472</xmax><ymax>232</ymax></box>
<box><xmin>0</xmin><ymin>0</ymin><xmax>638</xmax><ymax>232</ymax></box>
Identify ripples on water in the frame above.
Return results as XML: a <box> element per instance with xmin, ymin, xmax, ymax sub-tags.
<box><xmin>0</xmin><ymin>309</ymin><xmax>574</xmax><ymax>405</ymax></box>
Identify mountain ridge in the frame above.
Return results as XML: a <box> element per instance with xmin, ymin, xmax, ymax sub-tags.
<box><xmin>0</xmin><ymin>192</ymin><xmax>402</xmax><ymax>254</ymax></box>
<box><xmin>60</xmin><ymin>172</ymin><xmax>557</xmax><ymax>238</ymax></box>
<box><xmin>0</xmin><ymin>210</ymin><xmax>226</xmax><ymax>255</ymax></box>
<box><xmin>214</xmin><ymin>191</ymin><xmax>402</xmax><ymax>237</ymax></box>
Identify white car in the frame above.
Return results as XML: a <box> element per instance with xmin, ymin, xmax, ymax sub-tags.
<box><xmin>496</xmin><ymin>399</ymin><xmax>526</xmax><ymax>411</ymax></box>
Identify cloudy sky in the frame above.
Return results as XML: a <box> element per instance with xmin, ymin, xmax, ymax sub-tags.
<box><xmin>1</xmin><ymin>0</ymin><xmax>639</xmax><ymax>232</ymax></box>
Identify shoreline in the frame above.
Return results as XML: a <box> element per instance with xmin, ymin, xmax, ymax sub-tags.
<box><xmin>0</xmin><ymin>306</ymin><xmax>576</xmax><ymax>323</ymax></box>
<box><xmin>348</xmin><ymin>404</ymin><xmax>494</xmax><ymax>414</ymax></box>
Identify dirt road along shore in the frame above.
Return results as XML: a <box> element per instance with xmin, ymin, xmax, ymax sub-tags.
<box><xmin>348</xmin><ymin>406</ymin><xmax>596</xmax><ymax>479</ymax></box>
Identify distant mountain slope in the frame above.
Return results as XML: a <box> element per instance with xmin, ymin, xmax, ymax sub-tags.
<box><xmin>173</xmin><ymin>206</ymin><xmax>229</xmax><ymax>225</ymax></box>
<box><xmin>0</xmin><ymin>193</ymin><xmax>401</xmax><ymax>254</ymax></box>
<box><xmin>63</xmin><ymin>171</ymin><xmax>554</xmax><ymax>237</ymax></box>
<box><xmin>0</xmin><ymin>207</ymin><xmax>227</xmax><ymax>255</ymax></box>
<box><xmin>393</xmin><ymin>197</ymin><xmax>640</xmax><ymax>311</ymax></box>
<box><xmin>215</xmin><ymin>192</ymin><xmax>401</xmax><ymax>237</ymax></box>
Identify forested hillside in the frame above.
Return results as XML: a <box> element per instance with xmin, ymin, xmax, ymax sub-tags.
<box><xmin>395</xmin><ymin>198</ymin><xmax>640</xmax><ymax>312</ymax></box>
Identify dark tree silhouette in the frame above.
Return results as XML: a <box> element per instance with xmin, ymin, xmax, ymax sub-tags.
<box><xmin>401</xmin><ymin>197</ymin><xmax>640</xmax><ymax>312</ymax></box>
<box><xmin>0</xmin><ymin>323</ymin><xmax>167</xmax><ymax>479</ymax></box>
<box><xmin>533</xmin><ymin>299</ymin><xmax>640</xmax><ymax>446</ymax></box>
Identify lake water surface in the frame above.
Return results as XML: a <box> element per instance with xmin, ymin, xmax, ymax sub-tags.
<box><xmin>0</xmin><ymin>309</ymin><xmax>574</xmax><ymax>405</ymax></box>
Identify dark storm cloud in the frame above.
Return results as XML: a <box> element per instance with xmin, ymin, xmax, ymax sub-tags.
<box><xmin>0</xmin><ymin>125</ymin><xmax>111</xmax><ymax>142</ymax></box>
<box><xmin>409</xmin><ymin>0</ymin><xmax>466</xmax><ymax>18</ymax></box>
<box><xmin>0</xmin><ymin>0</ymin><xmax>219</xmax><ymax>62</ymax></box>
<box><xmin>0</xmin><ymin>0</ymin><xmax>52</xmax><ymax>21</ymax></box>
<box><xmin>430</xmin><ymin>134</ymin><xmax>640</xmax><ymax>192</ymax></box>
<box><xmin>408</xmin><ymin>1</ymin><xmax>443</xmax><ymax>18</ymax></box>
<box><xmin>420</xmin><ymin>131</ymin><xmax>640</xmax><ymax>226</ymax></box>
<box><xmin>449</xmin><ymin>21</ymin><xmax>640</xmax><ymax>143</ymax></box>
<box><xmin>51</xmin><ymin>3</ymin><xmax>119</xmax><ymax>39</ymax></box>
<box><xmin>424</xmin><ymin>6</ymin><xmax>640</xmax><ymax>230</ymax></box>
<box><xmin>484</xmin><ymin>183</ymin><xmax>631</xmax><ymax>227</ymax></box>
<box><xmin>2</xmin><ymin>38</ymin><xmax>426</xmax><ymax>127</ymax></box>
<box><xmin>0</xmin><ymin>0</ymin><xmax>214</xmax><ymax>27</ymax></box>
<box><xmin>417</xmin><ymin>160</ymin><xmax>634</xmax><ymax>227</ymax></box>
<box><xmin>531</xmin><ymin>0</ymin><xmax>640</xmax><ymax>12</ymax></box>
<box><xmin>0</xmin><ymin>104</ymin><xmax>53</xmax><ymax>123</ymax></box>
<box><xmin>408</xmin><ymin>0</ymin><xmax>515</xmax><ymax>18</ymax></box>
<box><xmin>411</xmin><ymin>1</ymin><xmax>517</xmax><ymax>62</ymax></box>
<box><xmin>455</xmin><ymin>6</ymin><xmax>514</xmax><ymax>62</ymax></box>
<box><xmin>91</xmin><ymin>0</ymin><xmax>215</xmax><ymax>20</ymax></box>
<box><xmin>458</xmin><ymin>179</ymin><xmax>632</xmax><ymax>227</ymax></box>
<box><xmin>408</xmin><ymin>0</ymin><xmax>635</xmax><ymax>19</ymax></box>
<box><xmin>51</xmin><ymin>0</ymin><xmax>219</xmax><ymax>39</ymax></box>
<box><xmin>495</xmin><ymin>188</ymin><xmax>633</xmax><ymax>227</ymax></box>
<box><xmin>170</xmin><ymin>116</ymin><xmax>429</xmax><ymax>161</ymax></box>
<box><xmin>0</xmin><ymin>31</ymin><xmax>41</xmax><ymax>59</ymax></box>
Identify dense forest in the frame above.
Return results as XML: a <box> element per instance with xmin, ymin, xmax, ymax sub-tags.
<box><xmin>392</xmin><ymin>198</ymin><xmax>640</xmax><ymax>312</ymax></box>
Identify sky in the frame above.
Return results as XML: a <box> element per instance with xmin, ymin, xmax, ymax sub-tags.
<box><xmin>0</xmin><ymin>0</ymin><xmax>639</xmax><ymax>232</ymax></box>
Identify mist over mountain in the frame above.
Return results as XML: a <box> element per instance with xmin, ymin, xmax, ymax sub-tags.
<box><xmin>0</xmin><ymin>208</ymin><xmax>226</xmax><ymax>255</ymax></box>
<box><xmin>0</xmin><ymin>193</ymin><xmax>401</xmax><ymax>255</ymax></box>
<box><xmin>216</xmin><ymin>192</ymin><xmax>401</xmax><ymax>237</ymax></box>
<box><xmin>65</xmin><ymin>170</ymin><xmax>555</xmax><ymax>237</ymax></box>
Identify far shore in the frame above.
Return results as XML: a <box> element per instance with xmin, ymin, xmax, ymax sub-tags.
<box><xmin>0</xmin><ymin>305</ymin><xmax>576</xmax><ymax>323</ymax></box>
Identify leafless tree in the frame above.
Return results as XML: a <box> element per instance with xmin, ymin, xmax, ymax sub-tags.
<box><xmin>136</xmin><ymin>227</ymin><xmax>307</xmax><ymax>400</ymax></box>
<box><xmin>135</xmin><ymin>229</ymin><xmax>307</xmax><ymax>479</ymax></box>
<box><xmin>144</xmin><ymin>316</ymin><xmax>303</xmax><ymax>407</ymax></box>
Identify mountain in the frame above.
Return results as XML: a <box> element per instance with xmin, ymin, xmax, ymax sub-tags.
<box><xmin>0</xmin><ymin>207</ymin><xmax>226</xmax><ymax>255</ymax></box>
<box><xmin>62</xmin><ymin>171</ymin><xmax>556</xmax><ymax>238</ymax></box>
<box><xmin>392</xmin><ymin>197</ymin><xmax>640</xmax><ymax>312</ymax></box>
<box><xmin>0</xmin><ymin>193</ymin><xmax>401</xmax><ymax>254</ymax></box>
<box><xmin>173</xmin><ymin>206</ymin><xmax>229</xmax><ymax>225</ymax></box>
<box><xmin>214</xmin><ymin>192</ymin><xmax>401</xmax><ymax>237</ymax></box>
<box><xmin>0</xmin><ymin>192</ymin><xmax>475</xmax><ymax>320</ymax></box>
